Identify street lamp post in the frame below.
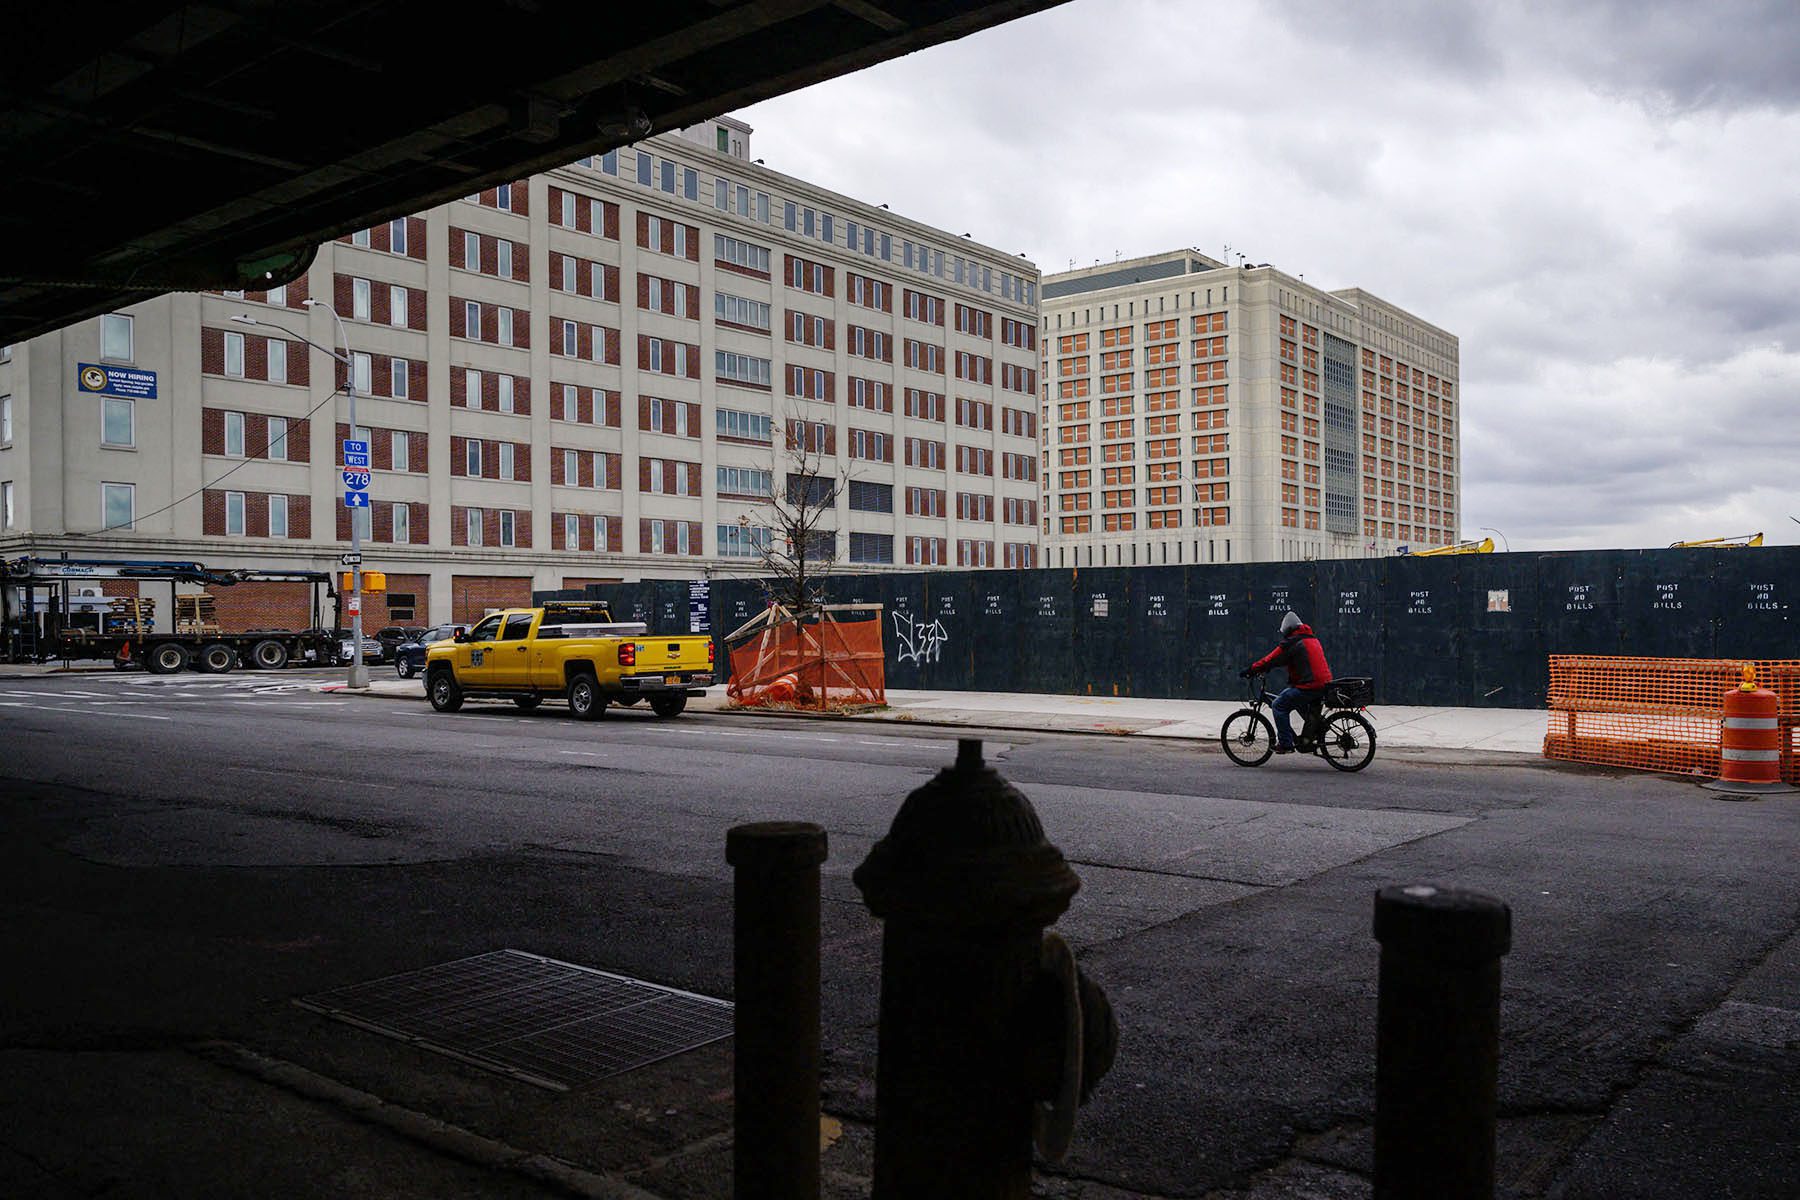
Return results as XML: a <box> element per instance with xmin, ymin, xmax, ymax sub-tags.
<box><xmin>232</xmin><ymin>303</ymin><xmax>369</xmax><ymax>688</ymax></box>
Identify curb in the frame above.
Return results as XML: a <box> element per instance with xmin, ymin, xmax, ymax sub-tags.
<box><xmin>191</xmin><ymin>1041</ymin><xmax>667</xmax><ymax>1200</ymax></box>
<box><xmin>313</xmin><ymin>681</ymin><xmax>1543</xmax><ymax>763</ymax></box>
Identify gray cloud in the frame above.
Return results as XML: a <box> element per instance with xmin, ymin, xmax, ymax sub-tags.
<box><xmin>743</xmin><ymin>0</ymin><xmax>1800</xmax><ymax>548</ymax></box>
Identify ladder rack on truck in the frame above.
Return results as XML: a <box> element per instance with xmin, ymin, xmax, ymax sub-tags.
<box><xmin>1</xmin><ymin>556</ymin><xmax>344</xmax><ymax>673</ymax></box>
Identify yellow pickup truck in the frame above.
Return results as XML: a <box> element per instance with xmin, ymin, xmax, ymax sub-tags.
<box><xmin>423</xmin><ymin>601</ymin><xmax>714</xmax><ymax>719</ymax></box>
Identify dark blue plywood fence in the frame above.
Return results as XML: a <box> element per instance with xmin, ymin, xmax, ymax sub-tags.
<box><xmin>537</xmin><ymin>546</ymin><xmax>1799</xmax><ymax>708</ymax></box>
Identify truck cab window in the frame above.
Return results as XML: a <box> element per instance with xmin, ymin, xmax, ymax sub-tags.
<box><xmin>501</xmin><ymin>614</ymin><xmax>534</xmax><ymax>640</ymax></box>
<box><xmin>467</xmin><ymin>615</ymin><xmax>502</xmax><ymax>643</ymax></box>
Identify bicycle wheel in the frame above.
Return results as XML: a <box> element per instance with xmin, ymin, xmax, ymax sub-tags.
<box><xmin>1221</xmin><ymin>710</ymin><xmax>1277</xmax><ymax>767</ymax></box>
<box><xmin>1320</xmin><ymin>711</ymin><xmax>1376</xmax><ymax>772</ymax></box>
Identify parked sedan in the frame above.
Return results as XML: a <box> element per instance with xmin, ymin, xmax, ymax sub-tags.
<box><xmin>375</xmin><ymin>625</ymin><xmax>425</xmax><ymax>664</ymax></box>
<box><xmin>394</xmin><ymin>624</ymin><xmax>465</xmax><ymax>679</ymax></box>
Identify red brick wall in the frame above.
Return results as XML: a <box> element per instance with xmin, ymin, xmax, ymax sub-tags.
<box><xmin>209</xmin><ymin>581</ymin><xmax>317</xmax><ymax>632</ymax></box>
<box><xmin>563</xmin><ymin>576</ymin><xmax>621</xmax><ymax>590</ymax></box>
<box><xmin>451</xmin><ymin>576</ymin><xmax>532</xmax><ymax>624</ymax></box>
<box><xmin>369</xmin><ymin>572</ymin><xmax>430</xmax><ymax>626</ymax></box>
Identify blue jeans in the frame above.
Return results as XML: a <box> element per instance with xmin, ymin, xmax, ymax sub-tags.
<box><xmin>1271</xmin><ymin>687</ymin><xmax>1320</xmax><ymax>749</ymax></box>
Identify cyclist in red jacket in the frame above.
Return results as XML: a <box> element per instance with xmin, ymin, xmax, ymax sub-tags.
<box><xmin>1241</xmin><ymin>611</ymin><xmax>1333</xmax><ymax>753</ymax></box>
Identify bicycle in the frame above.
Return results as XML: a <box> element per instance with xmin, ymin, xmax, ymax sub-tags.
<box><xmin>1220</xmin><ymin>673</ymin><xmax>1377</xmax><ymax>771</ymax></box>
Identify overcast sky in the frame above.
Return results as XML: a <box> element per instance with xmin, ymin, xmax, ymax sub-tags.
<box><xmin>742</xmin><ymin>0</ymin><xmax>1800</xmax><ymax>551</ymax></box>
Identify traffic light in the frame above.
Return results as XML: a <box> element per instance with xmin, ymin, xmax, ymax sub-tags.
<box><xmin>341</xmin><ymin>570</ymin><xmax>387</xmax><ymax>593</ymax></box>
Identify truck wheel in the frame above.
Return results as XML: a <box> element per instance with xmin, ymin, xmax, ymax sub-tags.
<box><xmin>513</xmin><ymin>694</ymin><xmax>542</xmax><ymax>711</ymax></box>
<box><xmin>649</xmin><ymin>695</ymin><xmax>688</xmax><ymax>718</ymax></box>
<box><xmin>197</xmin><ymin>643</ymin><xmax>238</xmax><ymax>674</ymax></box>
<box><xmin>250</xmin><ymin>639</ymin><xmax>290</xmax><ymax>670</ymax></box>
<box><xmin>428</xmin><ymin>670</ymin><xmax>464</xmax><ymax>713</ymax></box>
<box><xmin>567</xmin><ymin>673</ymin><xmax>606</xmax><ymax>721</ymax></box>
<box><xmin>145</xmin><ymin>643</ymin><xmax>191</xmax><ymax>675</ymax></box>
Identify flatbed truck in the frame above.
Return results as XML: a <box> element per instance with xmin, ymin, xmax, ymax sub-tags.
<box><xmin>2</xmin><ymin>556</ymin><xmax>345</xmax><ymax>673</ymax></box>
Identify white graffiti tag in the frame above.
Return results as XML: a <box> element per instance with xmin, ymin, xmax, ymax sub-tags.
<box><xmin>892</xmin><ymin>611</ymin><xmax>950</xmax><ymax>665</ymax></box>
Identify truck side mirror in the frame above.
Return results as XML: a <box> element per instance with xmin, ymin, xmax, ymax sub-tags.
<box><xmin>452</xmin><ymin>630</ymin><xmax>466</xmax><ymax>643</ymax></box>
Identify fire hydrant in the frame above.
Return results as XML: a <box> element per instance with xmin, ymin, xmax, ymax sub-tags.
<box><xmin>854</xmin><ymin>738</ymin><xmax>1116</xmax><ymax>1199</ymax></box>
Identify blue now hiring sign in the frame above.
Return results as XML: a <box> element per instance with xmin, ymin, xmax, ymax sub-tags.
<box><xmin>77</xmin><ymin>363</ymin><xmax>158</xmax><ymax>398</ymax></box>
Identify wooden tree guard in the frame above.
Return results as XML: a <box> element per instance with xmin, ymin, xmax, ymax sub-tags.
<box><xmin>723</xmin><ymin>603</ymin><xmax>886</xmax><ymax>710</ymax></box>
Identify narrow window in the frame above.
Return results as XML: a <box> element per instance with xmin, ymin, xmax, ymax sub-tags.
<box><xmin>498</xmin><ymin>375</ymin><xmax>515</xmax><ymax>413</ymax></box>
<box><xmin>389</xmin><ymin>285</ymin><xmax>407</xmax><ymax>328</ymax></box>
<box><xmin>268</xmin><ymin>416</ymin><xmax>288</xmax><ymax>461</ymax></box>
<box><xmin>351</xmin><ymin>352</ymin><xmax>372</xmax><ymax>394</ymax></box>
<box><xmin>467</xmin><ymin>508</ymin><xmax>483</xmax><ymax>546</ymax></box>
<box><xmin>223</xmin><ymin>330</ymin><xmax>245</xmax><ymax>377</ymax></box>
<box><xmin>464</xmin><ymin>300</ymin><xmax>481</xmax><ymax>336</ymax></box>
<box><xmin>352</xmin><ymin>277</ymin><xmax>371</xmax><ymax>321</ymax></box>
<box><xmin>268</xmin><ymin>494</ymin><xmax>288</xmax><ymax>538</ymax></box>
<box><xmin>497</xmin><ymin>240</ymin><xmax>513</xmax><ymax>279</ymax></box>
<box><xmin>392</xmin><ymin>503</ymin><xmax>410</xmax><ymax>544</ymax></box>
<box><xmin>391</xmin><ymin>357</ymin><xmax>408</xmax><ymax>398</ymax></box>
<box><xmin>464</xmin><ymin>230</ymin><xmax>480</xmax><ymax>269</ymax></box>
<box><xmin>225</xmin><ymin>490</ymin><xmax>246</xmax><ymax>535</ymax></box>
<box><xmin>102</xmin><ymin>396</ymin><xmax>134</xmax><ymax>447</ymax></box>
<box><xmin>499</xmin><ymin>442</ymin><xmax>515</xmax><ymax>479</ymax></box>
<box><xmin>561</xmin><ymin>191</ymin><xmax>576</xmax><ymax>227</ymax></box>
<box><xmin>391</xmin><ymin>430</ymin><xmax>409</xmax><ymax>470</ymax></box>
<box><xmin>102</xmin><ymin>482</ymin><xmax>134</xmax><ymax>530</ymax></box>
<box><xmin>267</xmin><ymin>338</ymin><xmax>287</xmax><ymax>384</ymax></box>
<box><xmin>389</xmin><ymin>218</ymin><xmax>407</xmax><ymax>255</ymax></box>
<box><xmin>466</xmin><ymin>440</ymin><xmax>482</xmax><ymax>475</ymax></box>
<box><xmin>499</xmin><ymin>509</ymin><xmax>516</xmax><ymax>546</ymax></box>
<box><xmin>224</xmin><ymin>410</ymin><xmax>245</xmax><ymax>456</ymax></box>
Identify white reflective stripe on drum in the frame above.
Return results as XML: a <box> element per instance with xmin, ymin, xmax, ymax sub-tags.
<box><xmin>1723</xmin><ymin>716</ymin><xmax>1780</xmax><ymax>730</ymax></box>
<box><xmin>1720</xmin><ymin>748</ymin><xmax>1781</xmax><ymax>762</ymax></box>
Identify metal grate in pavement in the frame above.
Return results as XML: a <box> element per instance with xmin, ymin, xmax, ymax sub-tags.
<box><xmin>295</xmin><ymin>949</ymin><xmax>733</xmax><ymax>1090</ymax></box>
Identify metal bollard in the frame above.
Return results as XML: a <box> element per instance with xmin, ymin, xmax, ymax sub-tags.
<box><xmin>854</xmin><ymin>738</ymin><xmax>1112</xmax><ymax>1200</ymax></box>
<box><xmin>1373</xmin><ymin>884</ymin><xmax>1512</xmax><ymax>1200</ymax></box>
<box><xmin>727</xmin><ymin>821</ymin><xmax>828</xmax><ymax>1200</ymax></box>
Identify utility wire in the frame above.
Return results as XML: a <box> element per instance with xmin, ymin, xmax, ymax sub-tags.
<box><xmin>69</xmin><ymin>383</ymin><xmax>349</xmax><ymax>538</ymax></box>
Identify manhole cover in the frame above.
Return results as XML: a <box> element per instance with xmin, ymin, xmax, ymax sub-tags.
<box><xmin>296</xmin><ymin>949</ymin><xmax>733</xmax><ymax>1090</ymax></box>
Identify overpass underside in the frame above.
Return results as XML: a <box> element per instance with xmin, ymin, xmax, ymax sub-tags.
<box><xmin>0</xmin><ymin>0</ymin><xmax>1065</xmax><ymax>343</ymax></box>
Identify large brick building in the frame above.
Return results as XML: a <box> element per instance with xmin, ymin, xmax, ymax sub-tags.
<box><xmin>0</xmin><ymin>118</ymin><xmax>1043</xmax><ymax>628</ymax></box>
<box><xmin>1040</xmin><ymin>251</ymin><xmax>1460</xmax><ymax>566</ymax></box>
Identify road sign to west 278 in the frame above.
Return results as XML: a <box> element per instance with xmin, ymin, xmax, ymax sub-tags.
<box><xmin>343</xmin><ymin>469</ymin><xmax>371</xmax><ymax>491</ymax></box>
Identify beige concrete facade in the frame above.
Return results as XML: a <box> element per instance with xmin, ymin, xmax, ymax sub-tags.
<box><xmin>0</xmin><ymin>119</ymin><xmax>1043</xmax><ymax>623</ymax></box>
<box><xmin>1039</xmin><ymin>251</ymin><xmax>1460</xmax><ymax>566</ymax></box>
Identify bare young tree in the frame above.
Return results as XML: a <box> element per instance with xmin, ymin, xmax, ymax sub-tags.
<box><xmin>744</xmin><ymin>417</ymin><xmax>851</xmax><ymax>614</ymax></box>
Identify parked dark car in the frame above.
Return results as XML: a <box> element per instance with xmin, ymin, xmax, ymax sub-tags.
<box><xmin>394</xmin><ymin>624</ymin><xmax>464</xmax><ymax>678</ymax></box>
<box><xmin>375</xmin><ymin>625</ymin><xmax>425</xmax><ymax>665</ymax></box>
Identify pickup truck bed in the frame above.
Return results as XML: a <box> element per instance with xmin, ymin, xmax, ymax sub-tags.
<box><xmin>423</xmin><ymin>603</ymin><xmax>713</xmax><ymax>719</ymax></box>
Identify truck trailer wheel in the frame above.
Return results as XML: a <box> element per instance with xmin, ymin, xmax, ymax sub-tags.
<box><xmin>144</xmin><ymin>643</ymin><xmax>191</xmax><ymax>675</ymax></box>
<box><xmin>250</xmin><ymin>639</ymin><xmax>290</xmax><ymax>670</ymax></box>
<box><xmin>197</xmin><ymin>643</ymin><xmax>238</xmax><ymax>674</ymax></box>
<box><xmin>649</xmin><ymin>694</ymin><xmax>688</xmax><ymax>718</ymax></box>
<box><xmin>428</xmin><ymin>670</ymin><xmax>464</xmax><ymax>713</ymax></box>
<box><xmin>567</xmin><ymin>673</ymin><xmax>606</xmax><ymax>721</ymax></box>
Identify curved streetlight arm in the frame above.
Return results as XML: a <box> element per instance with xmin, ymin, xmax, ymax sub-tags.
<box><xmin>229</xmin><ymin>312</ymin><xmax>351</xmax><ymax>368</ymax></box>
<box><xmin>1479</xmin><ymin>527</ymin><xmax>1510</xmax><ymax>554</ymax></box>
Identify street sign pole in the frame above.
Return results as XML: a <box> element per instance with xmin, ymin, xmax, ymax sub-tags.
<box><xmin>320</xmin><ymin>302</ymin><xmax>369</xmax><ymax>691</ymax></box>
<box><xmin>347</xmin><ymin>368</ymin><xmax>368</xmax><ymax>689</ymax></box>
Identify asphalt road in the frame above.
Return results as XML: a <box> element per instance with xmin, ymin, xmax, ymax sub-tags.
<box><xmin>3</xmin><ymin>671</ymin><xmax>1798</xmax><ymax>1198</ymax></box>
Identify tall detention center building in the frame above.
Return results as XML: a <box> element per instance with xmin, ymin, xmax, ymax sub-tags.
<box><xmin>1039</xmin><ymin>251</ymin><xmax>1460</xmax><ymax>567</ymax></box>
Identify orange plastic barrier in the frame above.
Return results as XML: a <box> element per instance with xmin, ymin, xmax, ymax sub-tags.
<box><xmin>1543</xmin><ymin>656</ymin><xmax>1800</xmax><ymax>784</ymax></box>
<box><xmin>727</xmin><ymin>617</ymin><xmax>886</xmax><ymax>709</ymax></box>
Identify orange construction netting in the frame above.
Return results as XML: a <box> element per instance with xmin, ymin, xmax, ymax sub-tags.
<box><xmin>726</xmin><ymin>616</ymin><xmax>886</xmax><ymax>709</ymax></box>
<box><xmin>1543</xmin><ymin>656</ymin><xmax>1800</xmax><ymax>782</ymax></box>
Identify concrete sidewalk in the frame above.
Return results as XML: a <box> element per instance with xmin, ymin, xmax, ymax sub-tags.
<box><xmin>329</xmin><ymin>676</ymin><xmax>1551</xmax><ymax>757</ymax></box>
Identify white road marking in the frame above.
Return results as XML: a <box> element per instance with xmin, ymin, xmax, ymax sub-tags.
<box><xmin>0</xmin><ymin>702</ymin><xmax>171</xmax><ymax>721</ymax></box>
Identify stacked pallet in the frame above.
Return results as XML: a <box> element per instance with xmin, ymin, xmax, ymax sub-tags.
<box><xmin>174</xmin><ymin>593</ymin><xmax>221</xmax><ymax>635</ymax></box>
<box><xmin>104</xmin><ymin>597</ymin><xmax>156</xmax><ymax>635</ymax></box>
